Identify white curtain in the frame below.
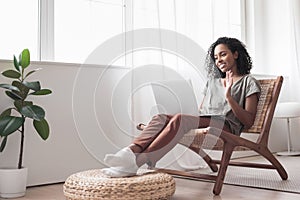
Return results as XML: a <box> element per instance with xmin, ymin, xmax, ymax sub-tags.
<box><xmin>288</xmin><ymin>0</ymin><xmax>300</xmax><ymax>101</ymax></box>
<box><xmin>125</xmin><ymin>0</ymin><xmax>244</xmax><ymax>169</ymax></box>
<box><xmin>243</xmin><ymin>0</ymin><xmax>300</xmax><ymax>102</ymax></box>
<box><xmin>125</xmin><ymin>0</ymin><xmax>300</xmax><ymax>168</ymax></box>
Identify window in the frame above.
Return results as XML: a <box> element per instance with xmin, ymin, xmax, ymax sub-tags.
<box><xmin>0</xmin><ymin>0</ymin><xmax>38</xmax><ymax>60</ymax></box>
<box><xmin>128</xmin><ymin>0</ymin><xmax>244</xmax><ymax>50</ymax></box>
<box><xmin>0</xmin><ymin>0</ymin><xmax>244</xmax><ymax>64</ymax></box>
<box><xmin>125</xmin><ymin>0</ymin><xmax>244</xmax><ymax>71</ymax></box>
<box><xmin>54</xmin><ymin>0</ymin><xmax>124</xmax><ymax>63</ymax></box>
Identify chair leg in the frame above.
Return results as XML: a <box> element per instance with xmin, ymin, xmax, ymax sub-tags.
<box><xmin>257</xmin><ymin>147</ymin><xmax>288</xmax><ymax>180</ymax></box>
<box><xmin>189</xmin><ymin>146</ymin><xmax>218</xmax><ymax>172</ymax></box>
<box><xmin>213</xmin><ymin>143</ymin><xmax>234</xmax><ymax>195</ymax></box>
<box><xmin>198</xmin><ymin>148</ymin><xmax>218</xmax><ymax>172</ymax></box>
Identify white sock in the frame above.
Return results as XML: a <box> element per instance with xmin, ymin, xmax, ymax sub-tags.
<box><xmin>104</xmin><ymin>147</ymin><xmax>136</xmax><ymax>167</ymax></box>
<box><xmin>101</xmin><ymin>165</ymin><xmax>138</xmax><ymax>178</ymax></box>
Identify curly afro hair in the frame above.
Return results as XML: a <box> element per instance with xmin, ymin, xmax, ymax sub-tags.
<box><xmin>205</xmin><ymin>37</ymin><xmax>253</xmax><ymax>78</ymax></box>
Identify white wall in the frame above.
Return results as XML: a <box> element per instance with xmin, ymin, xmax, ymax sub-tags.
<box><xmin>0</xmin><ymin>60</ymin><xmax>133</xmax><ymax>186</ymax></box>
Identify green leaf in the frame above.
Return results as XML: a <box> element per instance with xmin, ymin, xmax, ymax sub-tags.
<box><xmin>2</xmin><ymin>70</ymin><xmax>21</xmax><ymax>79</ymax></box>
<box><xmin>19</xmin><ymin>49</ymin><xmax>30</xmax><ymax>68</ymax></box>
<box><xmin>5</xmin><ymin>91</ymin><xmax>22</xmax><ymax>100</ymax></box>
<box><xmin>30</xmin><ymin>89</ymin><xmax>52</xmax><ymax>95</ymax></box>
<box><xmin>33</xmin><ymin>119</ymin><xmax>49</xmax><ymax>140</ymax></box>
<box><xmin>12</xmin><ymin>81</ymin><xmax>29</xmax><ymax>99</ymax></box>
<box><xmin>23</xmin><ymin>81</ymin><xmax>41</xmax><ymax>91</ymax></box>
<box><xmin>14</xmin><ymin>100</ymin><xmax>33</xmax><ymax>112</ymax></box>
<box><xmin>0</xmin><ymin>136</ymin><xmax>8</xmax><ymax>152</ymax></box>
<box><xmin>24</xmin><ymin>68</ymin><xmax>42</xmax><ymax>79</ymax></box>
<box><xmin>13</xmin><ymin>55</ymin><xmax>20</xmax><ymax>72</ymax></box>
<box><xmin>20</xmin><ymin>105</ymin><xmax>45</xmax><ymax>120</ymax></box>
<box><xmin>0</xmin><ymin>84</ymin><xmax>20</xmax><ymax>92</ymax></box>
<box><xmin>0</xmin><ymin>116</ymin><xmax>24</xmax><ymax>137</ymax></box>
<box><xmin>0</xmin><ymin>108</ymin><xmax>12</xmax><ymax>118</ymax></box>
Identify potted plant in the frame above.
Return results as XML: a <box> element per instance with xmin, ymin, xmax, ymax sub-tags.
<box><xmin>0</xmin><ymin>49</ymin><xmax>52</xmax><ymax>198</ymax></box>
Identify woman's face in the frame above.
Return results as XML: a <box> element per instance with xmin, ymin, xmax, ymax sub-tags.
<box><xmin>214</xmin><ymin>44</ymin><xmax>238</xmax><ymax>73</ymax></box>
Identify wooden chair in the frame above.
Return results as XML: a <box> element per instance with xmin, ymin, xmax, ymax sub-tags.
<box><xmin>138</xmin><ymin>76</ymin><xmax>288</xmax><ymax>195</ymax></box>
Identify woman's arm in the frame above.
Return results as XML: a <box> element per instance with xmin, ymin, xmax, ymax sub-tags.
<box><xmin>224</xmin><ymin>71</ymin><xmax>259</xmax><ymax>129</ymax></box>
<box><xmin>199</xmin><ymin>96</ymin><xmax>205</xmax><ymax>111</ymax></box>
<box><xmin>226</xmin><ymin>94</ymin><xmax>258</xmax><ymax>129</ymax></box>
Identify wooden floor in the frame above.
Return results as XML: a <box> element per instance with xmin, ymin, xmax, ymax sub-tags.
<box><xmin>2</xmin><ymin>155</ymin><xmax>300</xmax><ymax>200</ymax></box>
<box><xmin>5</xmin><ymin>178</ymin><xmax>299</xmax><ymax>200</ymax></box>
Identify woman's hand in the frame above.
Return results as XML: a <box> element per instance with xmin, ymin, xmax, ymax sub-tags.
<box><xmin>222</xmin><ymin>71</ymin><xmax>259</xmax><ymax>129</ymax></box>
<box><xmin>223</xmin><ymin>71</ymin><xmax>233</xmax><ymax>100</ymax></box>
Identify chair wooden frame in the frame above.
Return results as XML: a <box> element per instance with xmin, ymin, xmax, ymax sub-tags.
<box><xmin>138</xmin><ymin>76</ymin><xmax>288</xmax><ymax>195</ymax></box>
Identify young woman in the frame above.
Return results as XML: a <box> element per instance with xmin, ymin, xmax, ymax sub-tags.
<box><xmin>102</xmin><ymin>37</ymin><xmax>261</xmax><ymax>177</ymax></box>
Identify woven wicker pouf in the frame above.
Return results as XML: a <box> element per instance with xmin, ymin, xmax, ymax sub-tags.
<box><xmin>63</xmin><ymin>169</ymin><xmax>176</xmax><ymax>200</ymax></box>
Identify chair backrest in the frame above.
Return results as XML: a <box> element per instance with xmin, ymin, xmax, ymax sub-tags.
<box><xmin>179</xmin><ymin>76</ymin><xmax>283</xmax><ymax>150</ymax></box>
<box><xmin>244</xmin><ymin>76</ymin><xmax>283</xmax><ymax>134</ymax></box>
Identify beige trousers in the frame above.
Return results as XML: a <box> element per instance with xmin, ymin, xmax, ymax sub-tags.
<box><xmin>132</xmin><ymin>113</ymin><xmax>229</xmax><ymax>167</ymax></box>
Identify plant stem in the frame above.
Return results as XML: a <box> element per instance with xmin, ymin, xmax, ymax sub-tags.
<box><xmin>18</xmin><ymin>118</ymin><xmax>25</xmax><ymax>169</ymax></box>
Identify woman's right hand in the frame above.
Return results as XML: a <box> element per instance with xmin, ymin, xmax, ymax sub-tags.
<box><xmin>223</xmin><ymin>71</ymin><xmax>233</xmax><ymax>101</ymax></box>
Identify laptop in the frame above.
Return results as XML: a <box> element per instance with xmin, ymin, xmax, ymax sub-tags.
<box><xmin>151</xmin><ymin>79</ymin><xmax>200</xmax><ymax>116</ymax></box>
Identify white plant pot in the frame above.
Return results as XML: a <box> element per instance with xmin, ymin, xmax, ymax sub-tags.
<box><xmin>0</xmin><ymin>167</ymin><xmax>28</xmax><ymax>198</ymax></box>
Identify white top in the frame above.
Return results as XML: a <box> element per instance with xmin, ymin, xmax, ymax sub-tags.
<box><xmin>274</xmin><ymin>102</ymin><xmax>300</xmax><ymax>118</ymax></box>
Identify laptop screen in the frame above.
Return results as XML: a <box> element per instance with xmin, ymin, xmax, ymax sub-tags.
<box><xmin>151</xmin><ymin>79</ymin><xmax>199</xmax><ymax>116</ymax></box>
